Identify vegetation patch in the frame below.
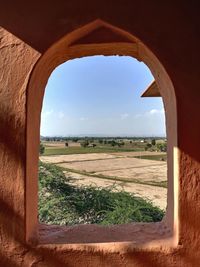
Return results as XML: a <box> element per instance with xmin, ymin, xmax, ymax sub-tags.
<box><xmin>39</xmin><ymin>162</ymin><xmax>165</xmax><ymax>225</ymax></box>
<box><xmin>133</xmin><ymin>154</ymin><xmax>167</xmax><ymax>161</ymax></box>
<box><xmin>43</xmin><ymin>146</ymin><xmax>144</xmax><ymax>156</ymax></box>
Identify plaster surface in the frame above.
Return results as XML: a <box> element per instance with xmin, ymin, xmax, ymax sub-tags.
<box><xmin>0</xmin><ymin>1</ymin><xmax>200</xmax><ymax>266</ymax></box>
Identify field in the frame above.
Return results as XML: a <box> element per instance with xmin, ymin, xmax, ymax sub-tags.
<box><xmin>39</xmin><ymin>162</ymin><xmax>164</xmax><ymax>226</ymax></box>
<box><xmin>40</xmin><ymin>142</ymin><xmax>167</xmax><ymax>210</ymax></box>
<box><xmin>43</xmin><ymin>146</ymin><xmax>147</xmax><ymax>156</ymax></box>
<box><xmin>41</xmin><ymin>138</ymin><xmax>166</xmax><ymax>156</ymax></box>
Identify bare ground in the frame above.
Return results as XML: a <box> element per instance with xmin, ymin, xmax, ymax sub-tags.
<box><xmin>57</xmin><ymin>157</ymin><xmax>166</xmax><ymax>174</ymax></box>
<box><xmin>40</xmin><ymin>153</ymin><xmax>117</xmax><ymax>164</ymax></box>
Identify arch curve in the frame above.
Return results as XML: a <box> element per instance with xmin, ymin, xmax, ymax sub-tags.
<box><xmin>26</xmin><ymin>20</ymin><xmax>178</xmax><ymax>246</ymax></box>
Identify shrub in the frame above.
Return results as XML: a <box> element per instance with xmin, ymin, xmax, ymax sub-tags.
<box><xmin>81</xmin><ymin>140</ymin><xmax>89</xmax><ymax>147</ymax></box>
<box><xmin>39</xmin><ymin>142</ymin><xmax>45</xmax><ymax>155</ymax></box>
<box><xmin>38</xmin><ymin>162</ymin><xmax>165</xmax><ymax>225</ymax></box>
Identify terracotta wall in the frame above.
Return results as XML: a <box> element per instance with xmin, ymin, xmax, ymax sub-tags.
<box><xmin>0</xmin><ymin>27</ymin><xmax>40</xmax><ymax>265</ymax></box>
<box><xmin>0</xmin><ymin>1</ymin><xmax>200</xmax><ymax>266</ymax></box>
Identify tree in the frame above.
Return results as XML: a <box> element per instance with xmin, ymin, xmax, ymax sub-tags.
<box><xmin>156</xmin><ymin>142</ymin><xmax>167</xmax><ymax>152</ymax></box>
<box><xmin>151</xmin><ymin>139</ymin><xmax>156</xmax><ymax>146</ymax></box>
<box><xmin>145</xmin><ymin>143</ymin><xmax>152</xmax><ymax>151</ymax></box>
<box><xmin>110</xmin><ymin>140</ymin><xmax>116</xmax><ymax>147</ymax></box>
<box><xmin>39</xmin><ymin>142</ymin><xmax>45</xmax><ymax>155</ymax></box>
<box><xmin>81</xmin><ymin>140</ymin><xmax>89</xmax><ymax>147</ymax></box>
<box><xmin>98</xmin><ymin>139</ymin><xmax>103</xmax><ymax>144</ymax></box>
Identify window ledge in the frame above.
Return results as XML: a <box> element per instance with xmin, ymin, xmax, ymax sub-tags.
<box><xmin>38</xmin><ymin>221</ymin><xmax>174</xmax><ymax>250</ymax></box>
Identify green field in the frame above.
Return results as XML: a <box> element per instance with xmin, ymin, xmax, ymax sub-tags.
<box><xmin>43</xmin><ymin>146</ymin><xmax>145</xmax><ymax>156</ymax></box>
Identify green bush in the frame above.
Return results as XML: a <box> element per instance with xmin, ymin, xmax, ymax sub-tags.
<box><xmin>38</xmin><ymin>162</ymin><xmax>164</xmax><ymax>225</ymax></box>
<box><xmin>39</xmin><ymin>142</ymin><xmax>45</xmax><ymax>155</ymax></box>
<box><xmin>81</xmin><ymin>140</ymin><xmax>89</xmax><ymax>147</ymax></box>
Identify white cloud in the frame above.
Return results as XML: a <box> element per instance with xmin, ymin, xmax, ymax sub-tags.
<box><xmin>149</xmin><ymin>109</ymin><xmax>158</xmax><ymax>115</ymax></box>
<box><xmin>144</xmin><ymin>108</ymin><xmax>165</xmax><ymax>116</ymax></box>
<box><xmin>58</xmin><ymin>111</ymin><xmax>64</xmax><ymax>119</ymax></box>
<box><xmin>134</xmin><ymin>108</ymin><xmax>165</xmax><ymax>119</ymax></box>
<box><xmin>120</xmin><ymin>113</ymin><xmax>129</xmax><ymax>120</ymax></box>
<box><xmin>42</xmin><ymin>109</ymin><xmax>54</xmax><ymax>118</ymax></box>
<box><xmin>80</xmin><ymin>117</ymin><xmax>89</xmax><ymax>121</ymax></box>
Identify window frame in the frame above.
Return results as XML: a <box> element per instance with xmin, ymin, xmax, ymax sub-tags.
<box><xmin>26</xmin><ymin>20</ymin><xmax>179</xmax><ymax>248</ymax></box>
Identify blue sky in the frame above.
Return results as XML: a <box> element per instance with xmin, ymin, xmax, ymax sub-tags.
<box><xmin>41</xmin><ymin>56</ymin><xmax>166</xmax><ymax>137</ymax></box>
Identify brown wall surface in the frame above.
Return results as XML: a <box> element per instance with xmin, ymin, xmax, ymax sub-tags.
<box><xmin>0</xmin><ymin>1</ymin><xmax>200</xmax><ymax>266</ymax></box>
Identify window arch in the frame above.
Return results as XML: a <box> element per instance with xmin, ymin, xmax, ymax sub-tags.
<box><xmin>26</xmin><ymin>19</ymin><xmax>178</xmax><ymax>246</ymax></box>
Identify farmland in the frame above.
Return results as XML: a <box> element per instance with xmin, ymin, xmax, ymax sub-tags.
<box><xmin>41</xmin><ymin>137</ymin><xmax>166</xmax><ymax>156</ymax></box>
<box><xmin>40</xmin><ymin>138</ymin><xmax>167</xmax><ymax>210</ymax></box>
<box><xmin>39</xmin><ymin>138</ymin><xmax>167</xmax><ymax>226</ymax></box>
<box><xmin>39</xmin><ymin>162</ymin><xmax>165</xmax><ymax>226</ymax></box>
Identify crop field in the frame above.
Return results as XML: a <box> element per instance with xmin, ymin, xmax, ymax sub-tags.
<box><xmin>40</xmin><ymin>149</ymin><xmax>167</xmax><ymax>210</ymax></box>
<box><xmin>41</xmin><ymin>138</ymin><xmax>165</xmax><ymax>156</ymax></box>
<box><xmin>43</xmin><ymin>146</ymin><xmax>147</xmax><ymax>156</ymax></box>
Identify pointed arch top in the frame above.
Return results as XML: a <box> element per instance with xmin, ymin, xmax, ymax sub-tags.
<box><xmin>68</xmin><ymin>19</ymin><xmax>138</xmax><ymax>46</ymax></box>
<box><xmin>43</xmin><ymin>19</ymin><xmax>140</xmax><ymax>62</ymax></box>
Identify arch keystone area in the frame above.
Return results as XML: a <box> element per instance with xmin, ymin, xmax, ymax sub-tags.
<box><xmin>69</xmin><ymin>19</ymin><xmax>138</xmax><ymax>46</ymax></box>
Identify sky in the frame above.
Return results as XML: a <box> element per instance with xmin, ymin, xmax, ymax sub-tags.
<box><xmin>41</xmin><ymin>56</ymin><xmax>166</xmax><ymax>137</ymax></box>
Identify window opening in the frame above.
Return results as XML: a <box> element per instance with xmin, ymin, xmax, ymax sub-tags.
<box><xmin>39</xmin><ymin>56</ymin><xmax>167</xmax><ymax>227</ymax></box>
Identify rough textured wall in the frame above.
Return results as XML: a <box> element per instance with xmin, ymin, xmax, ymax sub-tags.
<box><xmin>0</xmin><ymin>28</ymin><xmax>40</xmax><ymax>266</ymax></box>
<box><xmin>0</xmin><ymin>1</ymin><xmax>200</xmax><ymax>266</ymax></box>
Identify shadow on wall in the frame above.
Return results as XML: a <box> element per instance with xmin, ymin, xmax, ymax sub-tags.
<box><xmin>0</xmin><ymin>110</ymin><xmax>198</xmax><ymax>266</ymax></box>
<box><xmin>0</xmin><ymin>162</ymin><xmax>199</xmax><ymax>266</ymax></box>
<box><xmin>0</xmin><ymin>108</ymin><xmax>25</xmax><ymax>164</ymax></box>
<box><xmin>1</xmin><ymin>14</ymin><xmax>200</xmax><ymax>267</ymax></box>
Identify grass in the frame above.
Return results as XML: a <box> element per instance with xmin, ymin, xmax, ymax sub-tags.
<box><xmin>43</xmin><ymin>146</ymin><xmax>145</xmax><ymax>156</ymax></box>
<box><xmin>133</xmin><ymin>154</ymin><xmax>167</xmax><ymax>161</ymax></box>
<box><xmin>39</xmin><ymin>162</ymin><xmax>165</xmax><ymax>226</ymax></box>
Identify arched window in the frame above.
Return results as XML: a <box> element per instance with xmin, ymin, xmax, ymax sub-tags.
<box><xmin>26</xmin><ymin>20</ymin><xmax>178</xmax><ymax>246</ymax></box>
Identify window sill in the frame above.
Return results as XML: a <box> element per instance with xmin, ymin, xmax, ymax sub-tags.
<box><xmin>38</xmin><ymin>221</ymin><xmax>174</xmax><ymax>250</ymax></box>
